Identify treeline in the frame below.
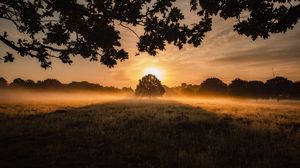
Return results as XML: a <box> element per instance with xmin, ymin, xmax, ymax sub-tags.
<box><xmin>1</xmin><ymin>76</ymin><xmax>300</xmax><ymax>99</ymax></box>
<box><xmin>164</xmin><ymin>77</ymin><xmax>300</xmax><ymax>99</ymax></box>
<box><xmin>0</xmin><ymin>77</ymin><xmax>134</xmax><ymax>94</ymax></box>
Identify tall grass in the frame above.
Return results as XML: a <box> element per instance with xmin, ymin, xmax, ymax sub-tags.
<box><xmin>0</xmin><ymin>98</ymin><xmax>299</xmax><ymax>168</ymax></box>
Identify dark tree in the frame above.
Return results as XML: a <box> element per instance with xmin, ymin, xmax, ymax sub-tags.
<box><xmin>199</xmin><ymin>77</ymin><xmax>227</xmax><ymax>95</ymax></box>
<box><xmin>229</xmin><ymin>79</ymin><xmax>266</xmax><ymax>98</ymax></box>
<box><xmin>228</xmin><ymin>78</ymin><xmax>248</xmax><ymax>97</ymax></box>
<box><xmin>293</xmin><ymin>81</ymin><xmax>300</xmax><ymax>98</ymax></box>
<box><xmin>68</xmin><ymin>81</ymin><xmax>102</xmax><ymax>90</ymax></box>
<box><xmin>1</xmin><ymin>0</ymin><xmax>299</xmax><ymax>68</ymax></box>
<box><xmin>36</xmin><ymin>78</ymin><xmax>63</xmax><ymax>89</ymax></box>
<box><xmin>10</xmin><ymin>78</ymin><xmax>25</xmax><ymax>88</ymax></box>
<box><xmin>10</xmin><ymin>78</ymin><xmax>35</xmax><ymax>88</ymax></box>
<box><xmin>181</xmin><ymin>83</ymin><xmax>199</xmax><ymax>96</ymax></box>
<box><xmin>265</xmin><ymin>76</ymin><xmax>294</xmax><ymax>98</ymax></box>
<box><xmin>24</xmin><ymin>79</ymin><xmax>35</xmax><ymax>88</ymax></box>
<box><xmin>121</xmin><ymin>87</ymin><xmax>134</xmax><ymax>93</ymax></box>
<box><xmin>247</xmin><ymin>80</ymin><xmax>266</xmax><ymax>98</ymax></box>
<box><xmin>0</xmin><ymin>77</ymin><xmax>8</xmax><ymax>88</ymax></box>
<box><xmin>135</xmin><ymin>74</ymin><xmax>165</xmax><ymax>97</ymax></box>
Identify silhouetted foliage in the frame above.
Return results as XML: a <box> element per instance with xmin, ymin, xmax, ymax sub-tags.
<box><xmin>10</xmin><ymin>78</ymin><xmax>35</xmax><ymax>89</ymax></box>
<box><xmin>163</xmin><ymin>85</ymin><xmax>182</xmax><ymax>96</ymax></box>
<box><xmin>199</xmin><ymin>78</ymin><xmax>227</xmax><ymax>95</ymax></box>
<box><xmin>228</xmin><ymin>78</ymin><xmax>248</xmax><ymax>97</ymax></box>
<box><xmin>36</xmin><ymin>79</ymin><xmax>63</xmax><ymax>89</ymax></box>
<box><xmin>0</xmin><ymin>77</ymin><xmax>8</xmax><ymax>88</ymax></box>
<box><xmin>265</xmin><ymin>76</ymin><xmax>294</xmax><ymax>99</ymax></box>
<box><xmin>247</xmin><ymin>80</ymin><xmax>266</xmax><ymax>98</ymax></box>
<box><xmin>181</xmin><ymin>83</ymin><xmax>200</xmax><ymax>96</ymax></box>
<box><xmin>1</xmin><ymin>0</ymin><xmax>299</xmax><ymax>68</ymax></box>
<box><xmin>228</xmin><ymin>79</ymin><xmax>266</xmax><ymax>98</ymax></box>
<box><xmin>293</xmin><ymin>81</ymin><xmax>300</xmax><ymax>98</ymax></box>
<box><xmin>105</xmin><ymin>86</ymin><xmax>121</xmax><ymax>93</ymax></box>
<box><xmin>68</xmin><ymin>81</ymin><xmax>102</xmax><ymax>90</ymax></box>
<box><xmin>121</xmin><ymin>87</ymin><xmax>134</xmax><ymax>94</ymax></box>
<box><xmin>1</xmin><ymin>77</ymin><xmax>128</xmax><ymax>93</ymax></box>
<box><xmin>1</xmin><ymin>76</ymin><xmax>300</xmax><ymax>99</ymax></box>
<box><xmin>10</xmin><ymin>78</ymin><xmax>26</xmax><ymax>88</ymax></box>
<box><xmin>135</xmin><ymin>74</ymin><xmax>165</xmax><ymax>97</ymax></box>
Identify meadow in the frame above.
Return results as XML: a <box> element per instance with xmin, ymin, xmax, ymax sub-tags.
<box><xmin>0</xmin><ymin>92</ymin><xmax>299</xmax><ymax>168</ymax></box>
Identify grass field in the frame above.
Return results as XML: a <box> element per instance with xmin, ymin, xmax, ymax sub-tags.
<box><xmin>0</xmin><ymin>93</ymin><xmax>299</xmax><ymax>168</ymax></box>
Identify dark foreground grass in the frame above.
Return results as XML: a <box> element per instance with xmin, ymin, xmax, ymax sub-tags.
<box><xmin>0</xmin><ymin>99</ymin><xmax>299</xmax><ymax>168</ymax></box>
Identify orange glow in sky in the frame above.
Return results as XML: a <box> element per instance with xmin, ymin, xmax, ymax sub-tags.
<box><xmin>143</xmin><ymin>67</ymin><xmax>164</xmax><ymax>80</ymax></box>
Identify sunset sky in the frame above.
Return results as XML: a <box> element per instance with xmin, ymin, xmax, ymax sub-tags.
<box><xmin>1</xmin><ymin>2</ymin><xmax>300</xmax><ymax>88</ymax></box>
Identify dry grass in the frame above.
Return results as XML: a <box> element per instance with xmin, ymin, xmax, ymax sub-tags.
<box><xmin>0</xmin><ymin>96</ymin><xmax>299</xmax><ymax>168</ymax></box>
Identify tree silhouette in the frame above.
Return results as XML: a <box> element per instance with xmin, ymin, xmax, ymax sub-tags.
<box><xmin>294</xmin><ymin>81</ymin><xmax>300</xmax><ymax>98</ymax></box>
<box><xmin>37</xmin><ymin>78</ymin><xmax>63</xmax><ymax>89</ymax></box>
<box><xmin>2</xmin><ymin>77</ymin><xmax>127</xmax><ymax>92</ymax></box>
<box><xmin>181</xmin><ymin>83</ymin><xmax>199</xmax><ymax>96</ymax></box>
<box><xmin>247</xmin><ymin>80</ymin><xmax>266</xmax><ymax>98</ymax></box>
<box><xmin>228</xmin><ymin>78</ymin><xmax>248</xmax><ymax>96</ymax></box>
<box><xmin>228</xmin><ymin>79</ymin><xmax>266</xmax><ymax>98</ymax></box>
<box><xmin>199</xmin><ymin>77</ymin><xmax>227</xmax><ymax>95</ymax></box>
<box><xmin>10</xmin><ymin>78</ymin><xmax>35</xmax><ymax>88</ymax></box>
<box><xmin>265</xmin><ymin>76</ymin><xmax>293</xmax><ymax>98</ymax></box>
<box><xmin>135</xmin><ymin>74</ymin><xmax>165</xmax><ymax>97</ymax></box>
<box><xmin>0</xmin><ymin>77</ymin><xmax>8</xmax><ymax>88</ymax></box>
<box><xmin>121</xmin><ymin>87</ymin><xmax>134</xmax><ymax>94</ymax></box>
<box><xmin>68</xmin><ymin>81</ymin><xmax>102</xmax><ymax>90</ymax></box>
<box><xmin>1</xmin><ymin>0</ymin><xmax>299</xmax><ymax>68</ymax></box>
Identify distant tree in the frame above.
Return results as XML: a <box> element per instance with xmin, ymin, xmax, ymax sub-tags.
<box><xmin>247</xmin><ymin>80</ymin><xmax>266</xmax><ymax>98</ymax></box>
<box><xmin>181</xmin><ymin>83</ymin><xmax>187</xmax><ymax>88</ymax></box>
<box><xmin>10</xmin><ymin>78</ymin><xmax>36</xmax><ymax>89</ymax></box>
<box><xmin>293</xmin><ymin>81</ymin><xmax>300</xmax><ymax>98</ymax></box>
<box><xmin>1</xmin><ymin>0</ymin><xmax>299</xmax><ymax>68</ymax></box>
<box><xmin>102</xmin><ymin>86</ymin><xmax>120</xmax><ymax>93</ymax></box>
<box><xmin>135</xmin><ymin>74</ymin><xmax>165</xmax><ymax>97</ymax></box>
<box><xmin>68</xmin><ymin>81</ymin><xmax>102</xmax><ymax>90</ymax></box>
<box><xmin>199</xmin><ymin>78</ymin><xmax>227</xmax><ymax>95</ymax></box>
<box><xmin>181</xmin><ymin>84</ymin><xmax>199</xmax><ymax>96</ymax></box>
<box><xmin>37</xmin><ymin>78</ymin><xmax>63</xmax><ymax>89</ymax></box>
<box><xmin>0</xmin><ymin>77</ymin><xmax>8</xmax><ymax>88</ymax></box>
<box><xmin>163</xmin><ymin>85</ymin><xmax>182</xmax><ymax>96</ymax></box>
<box><xmin>25</xmin><ymin>79</ymin><xmax>35</xmax><ymax>89</ymax></box>
<box><xmin>228</xmin><ymin>78</ymin><xmax>248</xmax><ymax>97</ymax></box>
<box><xmin>265</xmin><ymin>76</ymin><xmax>293</xmax><ymax>98</ymax></box>
<box><xmin>10</xmin><ymin>78</ymin><xmax>25</xmax><ymax>88</ymax></box>
<box><xmin>121</xmin><ymin>87</ymin><xmax>134</xmax><ymax>93</ymax></box>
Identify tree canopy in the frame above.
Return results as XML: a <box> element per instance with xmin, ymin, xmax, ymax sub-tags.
<box><xmin>135</xmin><ymin>74</ymin><xmax>165</xmax><ymax>97</ymax></box>
<box><xmin>1</xmin><ymin>77</ymin><xmax>133</xmax><ymax>93</ymax></box>
<box><xmin>1</xmin><ymin>0</ymin><xmax>300</xmax><ymax>68</ymax></box>
<box><xmin>199</xmin><ymin>77</ymin><xmax>227</xmax><ymax>95</ymax></box>
<box><xmin>0</xmin><ymin>77</ymin><xmax>7</xmax><ymax>87</ymax></box>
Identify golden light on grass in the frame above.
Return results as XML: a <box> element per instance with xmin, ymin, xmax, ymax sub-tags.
<box><xmin>143</xmin><ymin>67</ymin><xmax>164</xmax><ymax>80</ymax></box>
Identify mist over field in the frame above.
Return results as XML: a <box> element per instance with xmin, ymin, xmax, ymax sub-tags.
<box><xmin>1</xmin><ymin>90</ymin><xmax>300</xmax><ymax>114</ymax></box>
<box><xmin>0</xmin><ymin>90</ymin><xmax>299</xmax><ymax>167</ymax></box>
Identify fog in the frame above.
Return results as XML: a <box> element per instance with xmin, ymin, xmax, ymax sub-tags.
<box><xmin>1</xmin><ymin>90</ymin><xmax>300</xmax><ymax>109</ymax></box>
<box><xmin>0</xmin><ymin>90</ymin><xmax>128</xmax><ymax>105</ymax></box>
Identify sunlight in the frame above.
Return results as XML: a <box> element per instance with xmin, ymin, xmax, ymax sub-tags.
<box><xmin>143</xmin><ymin>67</ymin><xmax>164</xmax><ymax>80</ymax></box>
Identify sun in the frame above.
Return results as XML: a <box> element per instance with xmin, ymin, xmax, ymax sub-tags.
<box><xmin>143</xmin><ymin>67</ymin><xmax>163</xmax><ymax>80</ymax></box>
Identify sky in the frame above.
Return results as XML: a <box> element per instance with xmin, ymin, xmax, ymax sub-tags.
<box><xmin>1</xmin><ymin>1</ymin><xmax>300</xmax><ymax>88</ymax></box>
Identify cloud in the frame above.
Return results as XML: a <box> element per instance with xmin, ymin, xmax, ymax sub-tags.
<box><xmin>208</xmin><ymin>31</ymin><xmax>300</xmax><ymax>66</ymax></box>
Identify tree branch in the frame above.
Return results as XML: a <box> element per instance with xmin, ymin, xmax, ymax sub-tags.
<box><xmin>0</xmin><ymin>35</ymin><xmax>23</xmax><ymax>53</ymax></box>
<box><xmin>41</xmin><ymin>45</ymin><xmax>70</xmax><ymax>52</ymax></box>
<box><xmin>119</xmin><ymin>22</ymin><xmax>140</xmax><ymax>39</ymax></box>
<box><xmin>0</xmin><ymin>35</ymin><xmax>60</xmax><ymax>59</ymax></box>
